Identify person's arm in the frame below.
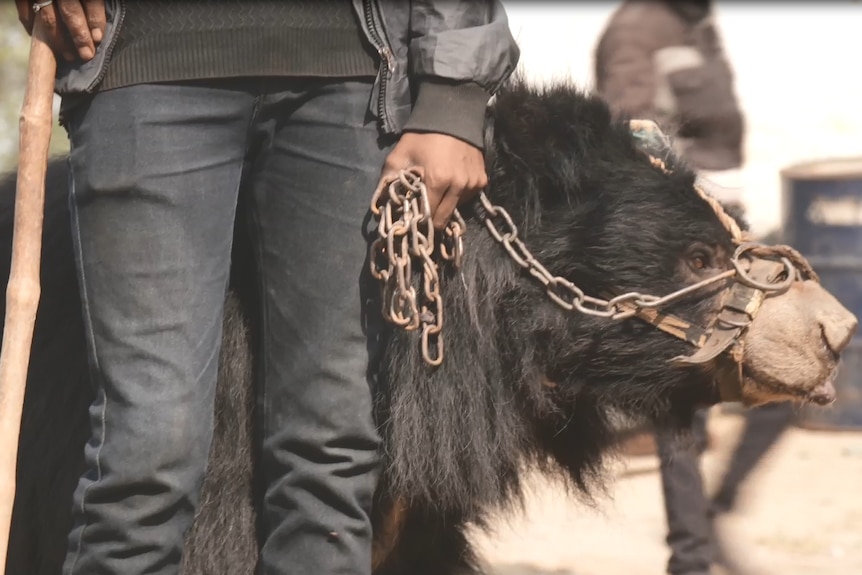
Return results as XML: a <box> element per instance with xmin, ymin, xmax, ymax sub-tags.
<box><xmin>379</xmin><ymin>0</ymin><xmax>520</xmax><ymax>229</ymax></box>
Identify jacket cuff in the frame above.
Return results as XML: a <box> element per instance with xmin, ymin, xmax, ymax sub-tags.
<box><xmin>402</xmin><ymin>79</ymin><xmax>492</xmax><ymax>150</ymax></box>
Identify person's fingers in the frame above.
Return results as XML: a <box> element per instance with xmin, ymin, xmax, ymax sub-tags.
<box><xmin>461</xmin><ymin>169</ymin><xmax>487</xmax><ymax>206</ymax></box>
<box><xmin>433</xmin><ymin>189</ymin><xmax>461</xmax><ymax>231</ymax></box>
<box><xmin>423</xmin><ymin>168</ymin><xmax>448</xmax><ymax>220</ymax></box>
<box><xmin>377</xmin><ymin>150</ymin><xmax>429</xmax><ymax>215</ymax></box>
<box><xmin>36</xmin><ymin>4</ymin><xmax>77</xmax><ymax>61</ymax></box>
<box><xmin>372</xmin><ymin>170</ymin><xmax>399</xmax><ymax>215</ymax></box>
<box><xmin>433</xmin><ymin>158</ymin><xmax>486</xmax><ymax>229</ymax></box>
<box><xmin>379</xmin><ymin>148</ymin><xmax>409</xmax><ymax>182</ymax></box>
<box><xmin>431</xmin><ymin>174</ymin><xmax>470</xmax><ymax>230</ymax></box>
<box><xmin>83</xmin><ymin>0</ymin><xmax>106</xmax><ymax>43</ymax></box>
<box><xmin>57</xmin><ymin>0</ymin><xmax>95</xmax><ymax>60</ymax></box>
<box><xmin>473</xmin><ymin>157</ymin><xmax>489</xmax><ymax>192</ymax></box>
<box><xmin>15</xmin><ymin>0</ymin><xmax>36</xmax><ymax>35</ymax></box>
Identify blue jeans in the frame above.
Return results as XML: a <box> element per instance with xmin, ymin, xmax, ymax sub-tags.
<box><xmin>61</xmin><ymin>78</ymin><xmax>390</xmax><ymax>575</ymax></box>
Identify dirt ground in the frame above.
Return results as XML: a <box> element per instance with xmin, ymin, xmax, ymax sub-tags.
<box><xmin>469</xmin><ymin>408</ymin><xmax>862</xmax><ymax>575</ymax></box>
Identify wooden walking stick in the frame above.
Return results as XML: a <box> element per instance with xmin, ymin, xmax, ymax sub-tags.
<box><xmin>0</xmin><ymin>17</ymin><xmax>57</xmax><ymax>571</ymax></box>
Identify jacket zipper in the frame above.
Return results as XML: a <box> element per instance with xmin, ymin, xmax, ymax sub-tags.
<box><xmin>85</xmin><ymin>0</ymin><xmax>126</xmax><ymax>93</ymax></box>
<box><xmin>361</xmin><ymin>0</ymin><xmax>395</xmax><ymax>130</ymax></box>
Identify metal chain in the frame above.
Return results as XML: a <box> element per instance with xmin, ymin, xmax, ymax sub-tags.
<box><xmin>371</xmin><ymin>170</ymin><xmax>800</xmax><ymax>367</ymax></box>
<box><xmin>370</xmin><ymin>169</ymin><xmax>465</xmax><ymax>366</ymax></box>
<box><xmin>476</xmin><ymin>192</ymin><xmax>744</xmax><ymax>318</ymax></box>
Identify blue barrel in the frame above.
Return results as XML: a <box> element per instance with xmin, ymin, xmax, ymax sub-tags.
<box><xmin>781</xmin><ymin>157</ymin><xmax>862</xmax><ymax>431</ymax></box>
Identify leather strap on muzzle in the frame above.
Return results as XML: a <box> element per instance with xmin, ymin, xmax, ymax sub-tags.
<box><xmin>672</xmin><ymin>260</ymin><xmax>774</xmax><ymax>365</ymax></box>
<box><xmin>616</xmin><ymin>257</ymin><xmax>789</xmax><ymax>367</ymax></box>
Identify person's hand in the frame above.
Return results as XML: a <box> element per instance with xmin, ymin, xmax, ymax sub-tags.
<box><xmin>16</xmin><ymin>0</ymin><xmax>106</xmax><ymax>62</ymax></box>
<box><xmin>379</xmin><ymin>132</ymin><xmax>487</xmax><ymax>230</ymax></box>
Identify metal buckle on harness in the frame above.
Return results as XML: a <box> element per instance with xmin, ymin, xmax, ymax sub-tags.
<box><xmin>671</xmin><ymin>249</ymin><xmax>795</xmax><ymax>367</ymax></box>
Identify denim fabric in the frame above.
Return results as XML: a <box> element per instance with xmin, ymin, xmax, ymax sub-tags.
<box><xmin>61</xmin><ymin>78</ymin><xmax>391</xmax><ymax>575</ymax></box>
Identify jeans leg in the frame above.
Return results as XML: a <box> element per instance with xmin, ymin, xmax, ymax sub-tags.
<box><xmin>61</xmin><ymin>82</ymin><xmax>257</xmax><ymax>575</ymax></box>
<box><xmin>246</xmin><ymin>78</ymin><xmax>390</xmax><ymax>575</ymax></box>
<box><xmin>657</xmin><ymin>409</ymin><xmax>713</xmax><ymax>575</ymax></box>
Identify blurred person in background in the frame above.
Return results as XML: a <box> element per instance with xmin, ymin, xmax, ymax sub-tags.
<box><xmin>594</xmin><ymin>1</ymin><xmax>796</xmax><ymax>574</ymax></box>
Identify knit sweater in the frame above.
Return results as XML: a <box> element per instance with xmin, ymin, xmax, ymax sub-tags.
<box><xmin>98</xmin><ymin>0</ymin><xmax>380</xmax><ymax>91</ymax></box>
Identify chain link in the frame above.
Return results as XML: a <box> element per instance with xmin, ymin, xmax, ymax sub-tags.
<box><xmin>475</xmin><ymin>192</ymin><xmax>746</xmax><ymax>319</ymax></box>
<box><xmin>371</xmin><ymin>171</ymin><xmax>801</xmax><ymax>367</ymax></box>
<box><xmin>370</xmin><ymin>169</ymin><xmax>465</xmax><ymax>366</ymax></box>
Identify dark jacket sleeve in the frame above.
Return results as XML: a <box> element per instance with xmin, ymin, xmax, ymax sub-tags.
<box><xmin>401</xmin><ymin>0</ymin><xmax>520</xmax><ymax>149</ymax></box>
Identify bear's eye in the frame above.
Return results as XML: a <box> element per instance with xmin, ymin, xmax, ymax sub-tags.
<box><xmin>685</xmin><ymin>244</ymin><xmax>716</xmax><ymax>273</ymax></box>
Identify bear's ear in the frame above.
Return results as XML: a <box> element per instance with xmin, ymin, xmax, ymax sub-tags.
<box><xmin>629</xmin><ymin>119</ymin><xmax>673</xmax><ymax>157</ymax></box>
<box><xmin>484</xmin><ymin>81</ymin><xmax>585</xmax><ymax>184</ymax></box>
<box><xmin>627</xmin><ymin>118</ymin><xmax>685</xmax><ymax>177</ymax></box>
<box><xmin>485</xmin><ymin>82</ymin><xmax>552</xmax><ymax>163</ymax></box>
